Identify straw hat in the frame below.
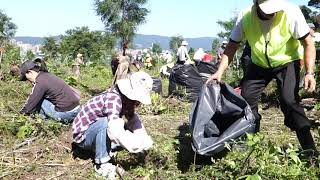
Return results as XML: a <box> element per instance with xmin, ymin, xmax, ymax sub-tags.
<box><xmin>117</xmin><ymin>71</ymin><xmax>153</xmax><ymax>105</ymax></box>
<box><xmin>77</xmin><ymin>53</ymin><xmax>83</xmax><ymax>57</ymax></box>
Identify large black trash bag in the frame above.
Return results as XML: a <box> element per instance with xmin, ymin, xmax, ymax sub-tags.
<box><xmin>190</xmin><ymin>82</ymin><xmax>255</xmax><ymax>155</ymax></box>
<box><xmin>196</xmin><ymin>61</ymin><xmax>218</xmax><ymax>75</ymax></box>
<box><xmin>152</xmin><ymin>77</ymin><xmax>162</xmax><ymax>95</ymax></box>
<box><xmin>168</xmin><ymin>64</ymin><xmax>204</xmax><ymax>102</ymax></box>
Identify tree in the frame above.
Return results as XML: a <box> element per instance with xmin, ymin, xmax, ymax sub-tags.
<box><xmin>2</xmin><ymin>43</ymin><xmax>20</xmax><ymax>64</ymax></box>
<box><xmin>0</xmin><ymin>10</ymin><xmax>17</xmax><ymax>67</ymax></box>
<box><xmin>300</xmin><ymin>5</ymin><xmax>313</xmax><ymax>23</ymax></box>
<box><xmin>59</xmin><ymin>26</ymin><xmax>115</xmax><ymax>63</ymax></box>
<box><xmin>95</xmin><ymin>0</ymin><xmax>149</xmax><ymax>55</ymax></box>
<box><xmin>211</xmin><ymin>38</ymin><xmax>220</xmax><ymax>55</ymax></box>
<box><xmin>216</xmin><ymin>17</ymin><xmax>236</xmax><ymax>39</ymax></box>
<box><xmin>152</xmin><ymin>42</ymin><xmax>162</xmax><ymax>55</ymax></box>
<box><xmin>169</xmin><ymin>36</ymin><xmax>183</xmax><ymax>53</ymax></box>
<box><xmin>308</xmin><ymin>0</ymin><xmax>320</xmax><ymax>9</ymax></box>
<box><xmin>41</xmin><ymin>37</ymin><xmax>59</xmax><ymax>60</ymax></box>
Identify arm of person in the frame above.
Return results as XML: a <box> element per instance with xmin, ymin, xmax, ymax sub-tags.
<box><xmin>206</xmin><ymin>42</ymin><xmax>240</xmax><ymax>83</ymax></box>
<box><xmin>301</xmin><ymin>34</ymin><xmax>316</xmax><ymax>92</ymax></box>
<box><xmin>105</xmin><ymin>98</ymin><xmax>149</xmax><ymax>153</ymax></box>
<box><xmin>126</xmin><ymin>113</ymin><xmax>153</xmax><ymax>150</ymax></box>
<box><xmin>20</xmin><ymin>82</ymin><xmax>46</xmax><ymax>114</ymax></box>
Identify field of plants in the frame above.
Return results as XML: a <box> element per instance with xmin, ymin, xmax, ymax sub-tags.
<box><xmin>1</xmin><ymin>59</ymin><xmax>320</xmax><ymax>180</ymax></box>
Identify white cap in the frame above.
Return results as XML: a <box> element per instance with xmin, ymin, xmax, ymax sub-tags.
<box><xmin>117</xmin><ymin>71</ymin><xmax>153</xmax><ymax>105</ymax></box>
<box><xmin>181</xmin><ymin>40</ymin><xmax>188</xmax><ymax>46</ymax></box>
<box><xmin>254</xmin><ymin>0</ymin><xmax>286</xmax><ymax>14</ymax></box>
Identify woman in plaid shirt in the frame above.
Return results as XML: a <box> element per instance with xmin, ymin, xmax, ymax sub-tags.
<box><xmin>72</xmin><ymin>71</ymin><xmax>153</xmax><ymax>178</ymax></box>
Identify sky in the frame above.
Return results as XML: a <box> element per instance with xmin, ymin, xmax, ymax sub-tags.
<box><xmin>0</xmin><ymin>0</ymin><xmax>309</xmax><ymax>38</ymax></box>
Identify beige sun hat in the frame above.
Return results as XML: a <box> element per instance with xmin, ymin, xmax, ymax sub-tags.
<box><xmin>117</xmin><ymin>71</ymin><xmax>153</xmax><ymax>105</ymax></box>
<box><xmin>77</xmin><ymin>53</ymin><xmax>83</xmax><ymax>57</ymax></box>
<box><xmin>254</xmin><ymin>0</ymin><xmax>286</xmax><ymax>14</ymax></box>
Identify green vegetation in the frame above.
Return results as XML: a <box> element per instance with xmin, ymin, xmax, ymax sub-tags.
<box><xmin>1</xmin><ymin>0</ymin><xmax>320</xmax><ymax>179</ymax></box>
<box><xmin>1</xmin><ymin>57</ymin><xmax>320</xmax><ymax>179</ymax></box>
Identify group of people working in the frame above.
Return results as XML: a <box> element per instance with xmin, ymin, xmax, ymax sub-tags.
<box><xmin>18</xmin><ymin>0</ymin><xmax>319</xmax><ymax>178</ymax></box>
<box><xmin>19</xmin><ymin>55</ymin><xmax>154</xmax><ymax>178</ymax></box>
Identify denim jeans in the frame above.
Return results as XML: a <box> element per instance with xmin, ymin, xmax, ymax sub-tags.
<box><xmin>76</xmin><ymin>118</ymin><xmax>111</xmax><ymax>164</ymax></box>
<box><xmin>40</xmin><ymin>99</ymin><xmax>80</xmax><ymax>123</ymax></box>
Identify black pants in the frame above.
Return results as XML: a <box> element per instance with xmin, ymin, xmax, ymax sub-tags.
<box><xmin>241</xmin><ymin>61</ymin><xmax>316</xmax><ymax>151</ymax></box>
<box><xmin>241</xmin><ymin>61</ymin><xmax>311</xmax><ymax>132</ymax></box>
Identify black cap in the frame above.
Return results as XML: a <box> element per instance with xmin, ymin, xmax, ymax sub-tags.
<box><xmin>19</xmin><ymin>60</ymin><xmax>37</xmax><ymax>81</ymax></box>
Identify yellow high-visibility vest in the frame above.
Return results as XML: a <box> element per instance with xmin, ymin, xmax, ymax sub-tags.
<box><xmin>242</xmin><ymin>6</ymin><xmax>303</xmax><ymax>68</ymax></box>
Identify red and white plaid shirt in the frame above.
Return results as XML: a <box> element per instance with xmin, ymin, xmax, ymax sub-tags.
<box><xmin>72</xmin><ymin>86</ymin><xmax>122</xmax><ymax>143</ymax></box>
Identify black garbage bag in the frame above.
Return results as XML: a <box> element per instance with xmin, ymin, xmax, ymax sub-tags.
<box><xmin>152</xmin><ymin>77</ymin><xmax>162</xmax><ymax>95</ymax></box>
<box><xmin>196</xmin><ymin>61</ymin><xmax>218</xmax><ymax>75</ymax></box>
<box><xmin>168</xmin><ymin>63</ymin><xmax>218</xmax><ymax>102</ymax></box>
<box><xmin>168</xmin><ymin>64</ymin><xmax>204</xmax><ymax>102</ymax></box>
<box><xmin>190</xmin><ymin>82</ymin><xmax>255</xmax><ymax>155</ymax></box>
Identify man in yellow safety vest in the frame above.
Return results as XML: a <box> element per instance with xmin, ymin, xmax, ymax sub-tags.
<box><xmin>207</xmin><ymin>0</ymin><xmax>318</xmax><ymax>157</ymax></box>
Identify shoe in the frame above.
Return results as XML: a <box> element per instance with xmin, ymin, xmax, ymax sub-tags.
<box><xmin>95</xmin><ymin>163</ymin><xmax>117</xmax><ymax>179</ymax></box>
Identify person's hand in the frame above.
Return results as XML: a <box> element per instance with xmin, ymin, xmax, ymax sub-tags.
<box><xmin>206</xmin><ymin>71</ymin><xmax>223</xmax><ymax>84</ymax></box>
<box><xmin>304</xmin><ymin>74</ymin><xmax>316</xmax><ymax>92</ymax></box>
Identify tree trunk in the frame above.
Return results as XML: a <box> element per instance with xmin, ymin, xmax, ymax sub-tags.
<box><xmin>0</xmin><ymin>50</ymin><xmax>2</xmax><ymax>69</ymax></box>
<box><xmin>122</xmin><ymin>46</ymin><xmax>126</xmax><ymax>56</ymax></box>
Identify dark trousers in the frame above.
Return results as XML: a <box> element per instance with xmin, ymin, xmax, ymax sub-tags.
<box><xmin>241</xmin><ymin>61</ymin><xmax>316</xmax><ymax>151</ymax></box>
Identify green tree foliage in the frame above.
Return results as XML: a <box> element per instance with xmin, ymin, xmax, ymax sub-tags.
<box><xmin>152</xmin><ymin>42</ymin><xmax>162</xmax><ymax>55</ymax></box>
<box><xmin>300</xmin><ymin>5</ymin><xmax>313</xmax><ymax>22</ymax></box>
<box><xmin>59</xmin><ymin>26</ymin><xmax>115</xmax><ymax>63</ymax></box>
<box><xmin>26</xmin><ymin>50</ymin><xmax>35</xmax><ymax>60</ymax></box>
<box><xmin>216</xmin><ymin>17</ymin><xmax>236</xmax><ymax>39</ymax></box>
<box><xmin>41</xmin><ymin>37</ymin><xmax>59</xmax><ymax>60</ymax></box>
<box><xmin>188</xmin><ymin>47</ymin><xmax>195</xmax><ymax>58</ymax></box>
<box><xmin>169</xmin><ymin>36</ymin><xmax>183</xmax><ymax>52</ymax></box>
<box><xmin>308</xmin><ymin>0</ymin><xmax>320</xmax><ymax>9</ymax></box>
<box><xmin>2</xmin><ymin>43</ymin><xmax>20</xmax><ymax>64</ymax></box>
<box><xmin>0</xmin><ymin>10</ymin><xmax>17</xmax><ymax>67</ymax></box>
<box><xmin>95</xmin><ymin>0</ymin><xmax>149</xmax><ymax>55</ymax></box>
<box><xmin>211</xmin><ymin>38</ymin><xmax>220</xmax><ymax>55</ymax></box>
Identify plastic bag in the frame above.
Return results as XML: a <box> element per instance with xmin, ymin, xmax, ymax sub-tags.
<box><xmin>190</xmin><ymin>82</ymin><xmax>255</xmax><ymax>155</ymax></box>
<box><xmin>152</xmin><ymin>77</ymin><xmax>162</xmax><ymax>95</ymax></box>
<box><xmin>168</xmin><ymin>64</ymin><xmax>203</xmax><ymax>102</ymax></box>
<box><xmin>168</xmin><ymin>62</ymin><xmax>217</xmax><ymax>102</ymax></box>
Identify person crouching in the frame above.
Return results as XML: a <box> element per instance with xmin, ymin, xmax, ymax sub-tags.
<box><xmin>19</xmin><ymin>59</ymin><xmax>80</xmax><ymax>123</ymax></box>
<box><xmin>72</xmin><ymin>71</ymin><xmax>154</xmax><ymax>178</ymax></box>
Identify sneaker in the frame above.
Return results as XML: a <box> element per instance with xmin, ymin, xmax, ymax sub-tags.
<box><xmin>95</xmin><ymin>163</ymin><xmax>117</xmax><ymax>179</ymax></box>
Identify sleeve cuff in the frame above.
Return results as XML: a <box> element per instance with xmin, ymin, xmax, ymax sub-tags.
<box><xmin>230</xmin><ymin>38</ymin><xmax>241</xmax><ymax>44</ymax></box>
<box><xmin>298</xmin><ymin>32</ymin><xmax>310</xmax><ymax>40</ymax></box>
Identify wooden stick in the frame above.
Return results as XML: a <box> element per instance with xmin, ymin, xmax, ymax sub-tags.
<box><xmin>14</xmin><ymin>137</ymin><xmax>38</xmax><ymax>150</ymax></box>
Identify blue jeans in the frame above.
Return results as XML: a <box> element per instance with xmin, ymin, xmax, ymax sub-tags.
<box><xmin>40</xmin><ymin>99</ymin><xmax>80</xmax><ymax>123</ymax></box>
<box><xmin>76</xmin><ymin>118</ymin><xmax>111</xmax><ymax>164</ymax></box>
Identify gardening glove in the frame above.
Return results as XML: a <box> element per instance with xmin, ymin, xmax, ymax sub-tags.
<box><xmin>134</xmin><ymin>129</ymin><xmax>153</xmax><ymax>151</ymax></box>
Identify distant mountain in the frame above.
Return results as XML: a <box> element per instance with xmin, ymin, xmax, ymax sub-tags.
<box><xmin>14</xmin><ymin>36</ymin><xmax>60</xmax><ymax>45</ymax></box>
<box><xmin>14</xmin><ymin>34</ymin><xmax>215</xmax><ymax>50</ymax></box>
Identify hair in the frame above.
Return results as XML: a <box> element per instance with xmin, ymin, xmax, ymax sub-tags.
<box><xmin>30</xmin><ymin>59</ymin><xmax>48</xmax><ymax>73</ymax></box>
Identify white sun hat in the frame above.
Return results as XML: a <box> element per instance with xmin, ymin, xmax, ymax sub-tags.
<box><xmin>181</xmin><ymin>40</ymin><xmax>188</xmax><ymax>46</ymax></box>
<box><xmin>222</xmin><ymin>40</ymin><xmax>228</xmax><ymax>44</ymax></box>
<box><xmin>117</xmin><ymin>71</ymin><xmax>153</xmax><ymax>105</ymax></box>
<box><xmin>254</xmin><ymin>0</ymin><xmax>286</xmax><ymax>14</ymax></box>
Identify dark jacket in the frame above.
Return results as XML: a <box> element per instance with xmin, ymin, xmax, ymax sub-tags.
<box><xmin>20</xmin><ymin>72</ymin><xmax>79</xmax><ymax>114</ymax></box>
